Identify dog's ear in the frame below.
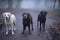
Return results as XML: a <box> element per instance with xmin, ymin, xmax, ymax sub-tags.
<box><xmin>8</xmin><ymin>12</ymin><xmax>12</xmax><ymax>17</ymax></box>
<box><xmin>3</xmin><ymin>12</ymin><xmax>6</xmax><ymax>17</ymax></box>
<box><xmin>22</xmin><ymin>13</ymin><xmax>27</xmax><ymax>17</ymax></box>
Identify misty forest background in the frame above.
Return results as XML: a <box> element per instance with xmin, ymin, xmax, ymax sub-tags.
<box><xmin>0</xmin><ymin>0</ymin><xmax>60</xmax><ymax>10</ymax></box>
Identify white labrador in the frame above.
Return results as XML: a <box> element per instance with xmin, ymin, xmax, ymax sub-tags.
<box><xmin>3</xmin><ymin>12</ymin><xmax>16</xmax><ymax>35</ymax></box>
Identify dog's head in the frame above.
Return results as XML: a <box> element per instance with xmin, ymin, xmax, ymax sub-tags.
<box><xmin>40</xmin><ymin>11</ymin><xmax>48</xmax><ymax>17</ymax></box>
<box><xmin>22</xmin><ymin>13</ymin><xmax>28</xmax><ymax>19</ymax></box>
<box><xmin>3</xmin><ymin>12</ymin><xmax>11</xmax><ymax>21</ymax></box>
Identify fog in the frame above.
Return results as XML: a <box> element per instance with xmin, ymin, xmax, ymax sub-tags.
<box><xmin>0</xmin><ymin>0</ymin><xmax>60</xmax><ymax>10</ymax></box>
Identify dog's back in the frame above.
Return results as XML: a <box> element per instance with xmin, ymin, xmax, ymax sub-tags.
<box><xmin>10</xmin><ymin>14</ymin><xmax>16</xmax><ymax>24</ymax></box>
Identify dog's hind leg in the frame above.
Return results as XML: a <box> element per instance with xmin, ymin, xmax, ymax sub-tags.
<box><xmin>31</xmin><ymin>21</ymin><xmax>33</xmax><ymax>31</ymax></box>
<box><xmin>14</xmin><ymin>27</ymin><xmax>16</xmax><ymax>31</ymax></box>
<box><xmin>9</xmin><ymin>27</ymin><xmax>11</xmax><ymax>30</ymax></box>
<box><xmin>28</xmin><ymin>25</ymin><xmax>31</xmax><ymax>34</ymax></box>
<box><xmin>9</xmin><ymin>27</ymin><xmax>16</xmax><ymax>31</ymax></box>
<box><xmin>13</xmin><ymin>21</ymin><xmax>16</xmax><ymax>31</ymax></box>
<box><xmin>31</xmin><ymin>23</ymin><xmax>33</xmax><ymax>30</ymax></box>
<box><xmin>11</xmin><ymin>24</ymin><xmax>14</xmax><ymax>35</ymax></box>
<box><xmin>43</xmin><ymin>23</ymin><xmax>45</xmax><ymax>31</ymax></box>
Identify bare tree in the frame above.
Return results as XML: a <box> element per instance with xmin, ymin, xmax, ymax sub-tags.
<box><xmin>8</xmin><ymin>0</ymin><xmax>13</xmax><ymax>10</ymax></box>
<box><xmin>58</xmin><ymin>0</ymin><xmax>60</xmax><ymax>8</ymax></box>
<box><xmin>53</xmin><ymin>0</ymin><xmax>56</xmax><ymax>8</ymax></box>
<box><xmin>45</xmin><ymin>0</ymin><xmax>47</xmax><ymax>6</ymax></box>
<box><xmin>16</xmin><ymin>0</ymin><xmax>22</xmax><ymax>8</ymax></box>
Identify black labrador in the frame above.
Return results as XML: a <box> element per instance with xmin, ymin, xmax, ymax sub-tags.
<box><xmin>22</xmin><ymin>12</ymin><xmax>33</xmax><ymax>34</ymax></box>
<box><xmin>37</xmin><ymin>11</ymin><xmax>47</xmax><ymax>31</ymax></box>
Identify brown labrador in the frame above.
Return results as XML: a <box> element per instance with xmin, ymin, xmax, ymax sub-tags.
<box><xmin>22</xmin><ymin>12</ymin><xmax>33</xmax><ymax>34</ymax></box>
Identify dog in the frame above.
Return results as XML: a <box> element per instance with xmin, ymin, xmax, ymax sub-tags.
<box><xmin>3</xmin><ymin>12</ymin><xmax>16</xmax><ymax>35</ymax></box>
<box><xmin>22</xmin><ymin>12</ymin><xmax>33</xmax><ymax>34</ymax></box>
<box><xmin>37</xmin><ymin>11</ymin><xmax>47</xmax><ymax>31</ymax></box>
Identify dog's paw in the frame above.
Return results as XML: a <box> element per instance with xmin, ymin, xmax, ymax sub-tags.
<box><xmin>12</xmin><ymin>32</ymin><xmax>14</xmax><ymax>35</ymax></box>
<box><xmin>14</xmin><ymin>28</ymin><xmax>16</xmax><ymax>31</ymax></box>
<box><xmin>6</xmin><ymin>32</ymin><xmax>8</xmax><ymax>35</ymax></box>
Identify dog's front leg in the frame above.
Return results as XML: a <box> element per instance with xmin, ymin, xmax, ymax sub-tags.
<box><xmin>5</xmin><ymin>19</ymin><xmax>8</xmax><ymax>35</ymax></box>
<box><xmin>40</xmin><ymin>22</ymin><xmax>41</xmax><ymax>31</ymax></box>
<box><xmin>6</xmin><ymin>24</ymin><xmax>8</xmax><ymax>35</ymax></box>
<box><xmin>11</xmin><ymin>24</ymin><xmax>14</xmax><ymax>35</ymax></box>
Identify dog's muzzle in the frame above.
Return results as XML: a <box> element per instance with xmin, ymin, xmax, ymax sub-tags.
<box><xmin>5</xmin><ymin>17</ymin><xmax>10</xmax><ymax>21</ymax></box>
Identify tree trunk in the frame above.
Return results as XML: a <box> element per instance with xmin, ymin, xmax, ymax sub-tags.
<box><xmin>8</xmin><ymin>0</ymin><xmax>13</xmax><ymax>10</ymax></box>
<box><xmin>53</xmin><ymin>0</ymin><xmax>56</xmax><ymax>8</ymax></box>
<box><xmin>58</xmin><ymin>0</ymin><xmax>60</xmax><ymax>8</ymax></box>
<box><xmin>16</xmin><ymin>0</ymin><xmax>22</xmax><ymax>8</ymax></box>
